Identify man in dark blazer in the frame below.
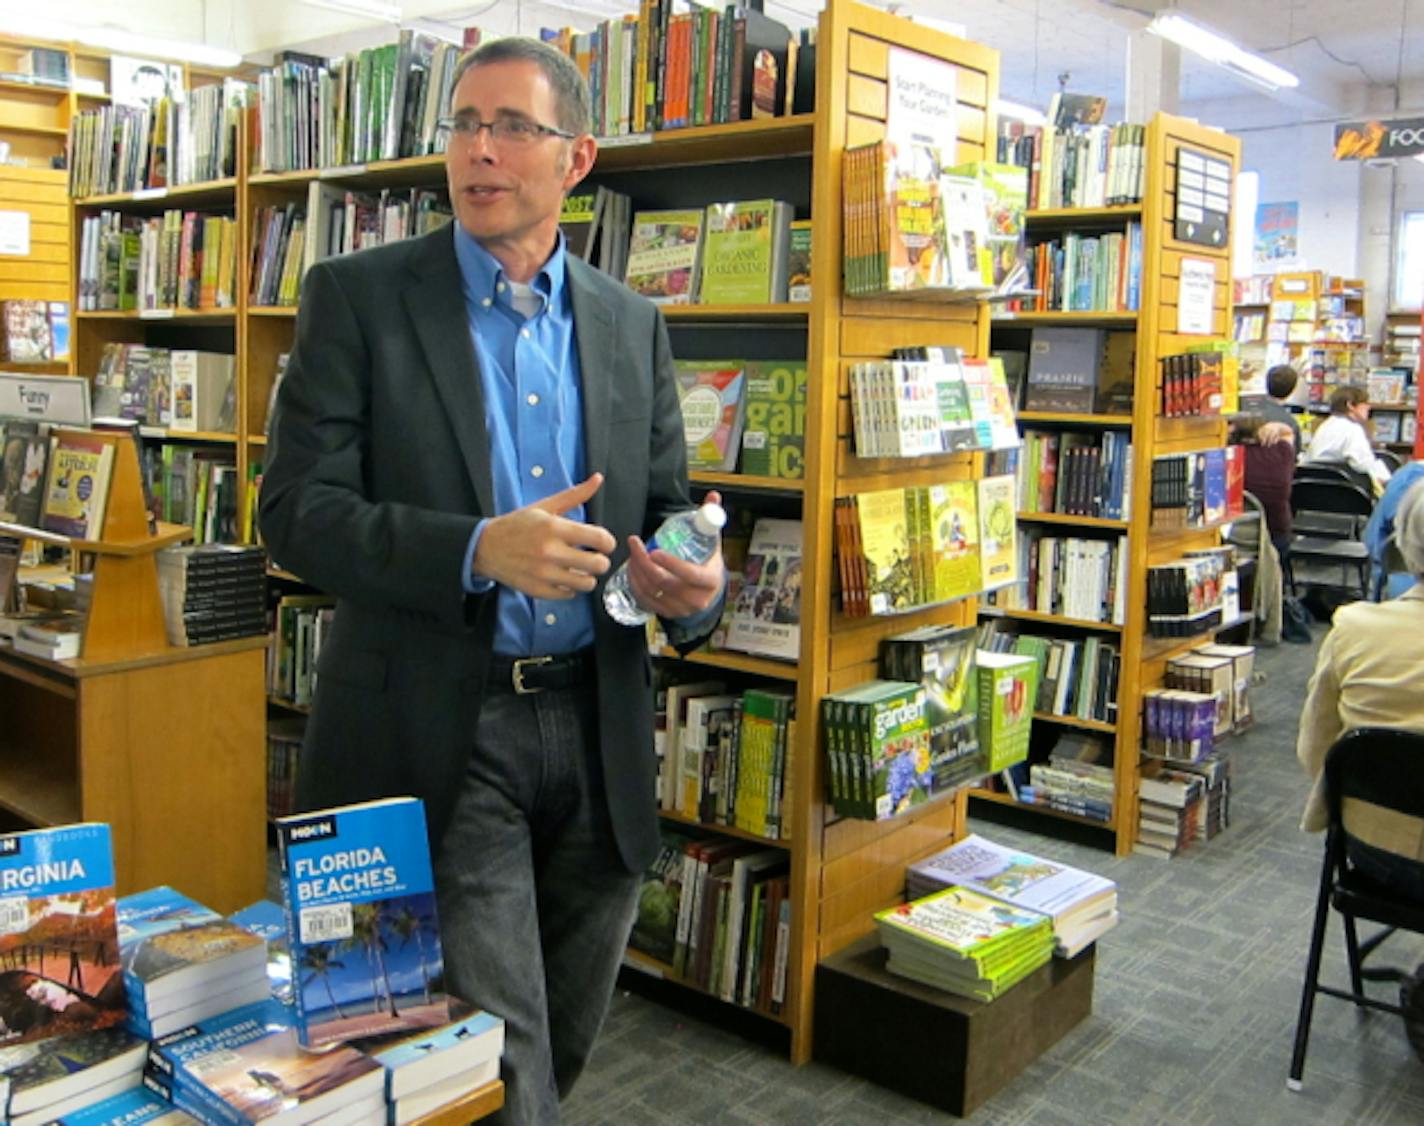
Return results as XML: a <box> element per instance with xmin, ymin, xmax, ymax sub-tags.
<box><xmin>259</xmin><ymin>38</ymin><xmax>724</xmax><ymax>1125</ymax></box>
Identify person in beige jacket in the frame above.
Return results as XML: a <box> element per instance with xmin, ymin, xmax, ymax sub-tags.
<box><xmin>1297</xmin><ymin>478</ymin><xmax>1424</xmax><ymax>892</ymax></box>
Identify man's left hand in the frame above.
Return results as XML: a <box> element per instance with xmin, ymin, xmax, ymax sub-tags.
<box><xmin>624</xmin><ymin>491</ymin><xmax>726</xmax><ymax>619</ymax></box>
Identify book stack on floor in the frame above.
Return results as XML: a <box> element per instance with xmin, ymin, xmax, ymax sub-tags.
<box><xmin>1015</xmin><ymin>732</ymin><xmax>1116</xmax><ymax>825</ymax></box>
<box><xmin>907</xmin><ymin>833</ymin><xmax>1119</xmax><ymax>958</ymax></box>
<box><xmin>0</xmin><ymin>824</ymin><xmax>148</xmax><ymax>1126</ymax></box>
<box><xmin>117</xmin><ymin>887</ymin><xmax>271</xmax><ymax>1040</ymax></box>
<box><xmin>1134</xmin><ymin>763</ymin><xmax>1207</xmax><ymax>859</ymax></box>
<box><xmin>156</xmin><ymin>544</ymin><xmax>268</xmax><ymax>646</ymax></box>
<box><xmin>873</xmin><ymin>885</ymin><xmax>1056</xmax><ymax>1002</ymax></box>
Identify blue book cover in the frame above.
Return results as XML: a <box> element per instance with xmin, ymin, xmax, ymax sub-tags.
<box><xmin>49</xmin><ymin>1083</ymin><xmax>197</xmax><ymax>1126</ymax></box>
<box><xmin>228</xmin><ymin>901</ymin><xmax>292</xmax><ymax>1005</ymax></box>
<box><xmin>117</xmin><ymin>887</ymin><xmax>266</xmax><ymax>1008</ymax></box>
<box><xmin>1202</xmin><ymin>448</ymin><xmax>1227</xmax><ymax>525</ymax></box>
<box><xmin>275</xmin><ymin>799</ymin><xmax>448</xmax><ymax>1047</ymax></box>
<box><xmin>0</xmin><ymin>824</ymin><xmax>125</xmax><ymax>1047</ymax></box>
<box><xmin>146</xmin><ymin>1000</ymin><xmax>383</xmax><ymax>1126</ymax></box>
<box><xmin>351</xmin><ymin>999</ymin><xmax>503</xmax><ymax>1100</ymax></box>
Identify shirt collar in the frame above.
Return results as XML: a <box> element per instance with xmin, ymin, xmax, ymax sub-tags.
<box><xmin>452</xmin><ymin>223</ymin><xmax>567</xmax><ymax>313</ymax></box>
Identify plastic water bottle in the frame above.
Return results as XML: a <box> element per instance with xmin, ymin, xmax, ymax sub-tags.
<box><xmin>603</xmin><ymin>501</ymin><xmax>727</xmax><ymax>626</ymax></box>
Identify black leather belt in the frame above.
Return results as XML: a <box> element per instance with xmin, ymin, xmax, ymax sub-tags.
<box><xmin>487</xmin><ymin>647</ymin><xmax>597</xmax><ymax>695</ymax></box>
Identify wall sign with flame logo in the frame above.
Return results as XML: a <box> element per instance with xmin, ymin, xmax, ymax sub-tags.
<box><xmin>1333</xmin><ymin>117</ymin><xmax>1424</xmax><ymax>160</ymax></box>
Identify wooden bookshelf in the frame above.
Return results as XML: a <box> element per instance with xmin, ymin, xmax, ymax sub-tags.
<box><xmin>974</xmin><ymin>114</ymin><xmax>1241</xmax><ymax>856</ymax></box>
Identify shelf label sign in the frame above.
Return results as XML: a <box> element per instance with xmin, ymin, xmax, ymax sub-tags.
<box><xmin>0</xmin><ymin>211</ymin><xmax>30</xmax><ymax>256</ymax></box>
<box><xmin>1333</xmin><ymin>116</ymin><xmax>1424</xmax><ymax>160</ymax></box>
<box><xmin>1175</xmin><ymin>147</ymin><xmax>1232</xmax><ymax>247</ymax></box>
<box><xmin>1177</xmin><ymin>257</ymin><xmax>1218</xmax><ymax>335</ymax></box>
<box><xmin>0</xmin><ymin>372</ymin><xmax>92</xmax><ymax>424</ymax></box>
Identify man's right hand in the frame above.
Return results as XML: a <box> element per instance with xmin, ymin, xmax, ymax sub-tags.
<box><xmin>472</xmin><ymin>474</ymin><xmax>616</xmax><ymax>600</ymax></box>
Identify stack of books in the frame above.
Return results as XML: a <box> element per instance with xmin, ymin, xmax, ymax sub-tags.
<box><xmin>907</xmin><ymin>833</ymin><xmax>1118</xmax><ymax>958</ymax></box>
<box><xmin>156</xmin><ymin>544</ymin><xmax>267</xmax><ymax>646</ymax></box>
<box><xmin>820</xmin><ymin>680</ymin><xmax>933</xmax><ymax>820</ymax></box>
<box><xmin>1135</xmin><ymin>764</ymin><xmax>1207</xmax><ymax>859</ymax></box>
<box><xmin>874</xmin><ymin>886</ymin><xmax>1056</xmax><ymax>1002</ymax></box>
<box><xmin>117</xmin><ymin>887</ymin><xmax>270</xmax><ymax>1039</ymax></box>
<box><xmin>0</xmin><ymin>824</ymin><xmax>146</xmax><ymax>1125</ymax></box>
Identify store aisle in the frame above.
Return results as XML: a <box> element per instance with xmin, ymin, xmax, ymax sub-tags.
<box><xmin>564</xmin><ymin>635</ymin><xmax>1424</xmax><ymax>1125</ymax></box>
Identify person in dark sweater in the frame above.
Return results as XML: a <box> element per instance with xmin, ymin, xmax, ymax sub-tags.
<box><xmin>1232</xmin><ymin>415</ymin><xmax>1297</xmax><ymax>558</ymax></box>
<box><xmin>1239</xmin><ymin>363</ymin><xmax>1303</xmax><ymax>451</ymax></box>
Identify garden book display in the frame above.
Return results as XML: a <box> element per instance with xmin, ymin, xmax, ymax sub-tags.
<box><xmin>275</xmin><ymin>798</ymin><xmax>449</xmax><ymax>1048</ymax></box>
<box><xmin>0</xmin><ymin>823</ymin><xmax>124</xmax><ymax>1048</ymax></box>
<box><xmin>873</xmin><ymin>886</ymin><xmax>1056</xmax><ymax>1002</ymax></box>
<box><xmin>906</xmin><ymin>833</ymin><xmax>1118</xmax><ymax>958</ymax></box>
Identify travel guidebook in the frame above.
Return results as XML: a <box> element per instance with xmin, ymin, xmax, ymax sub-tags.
<box><xmin>0</xmin><ymin>824</ymin><xmax>125</xmax><ymax>1048</ymax></box>
<box><xmin>228</xmin><ymin>900</ymin><xmax>292</xmax><ymax>1004</ymax></box>
<box><xmin>0</xmin><ymin>1024</ymin><xmax>147</xmax><ymax>1122</ymax></box>
<box><xmin>46</xmin><ymin>1084</ymin><xmax>197</xmax><ymax>1126</ymax></box>
<box><xmin>145</xmin><ymin>999</ymin><xmax>384</xmax><ymax>1126</ymax></box>
<box><xmin>275</xmin><ymin>798</ymin><xmax>449</xmax><ymax>1047</ymax></box>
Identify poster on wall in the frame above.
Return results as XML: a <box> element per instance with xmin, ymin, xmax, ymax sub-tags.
<box><xmin>1174</xmin><ymin>147</ymin><xmax>1232</xmax><ymax>247</ymax></box>
<box><xmin>1253</xmin><ymin>202</ymin><xmax>1300</xmax><ymax>269</ymax></box>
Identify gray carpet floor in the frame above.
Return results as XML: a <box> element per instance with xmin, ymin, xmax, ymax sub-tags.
<box><xmin>562</xmin><ymin>631</ymin><xmax>1424</xmax><ymax>1125</ymax></box>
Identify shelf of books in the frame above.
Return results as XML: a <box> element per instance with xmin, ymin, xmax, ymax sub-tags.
<box><xmin>973</xmin><ymin>113</ymin><xmax>1242</xmax><ymax>857</ymax></box>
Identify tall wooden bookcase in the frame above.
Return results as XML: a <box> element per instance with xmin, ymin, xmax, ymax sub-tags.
<box><xmin>56</xmin><ymin>0</ymin><xmax>1008</xmax><ymax>1062</ymax></box>
<box><xmin>974</xmin><ymin>114</ymin><xmax>1241</xmax><ymax>856</ymax></box>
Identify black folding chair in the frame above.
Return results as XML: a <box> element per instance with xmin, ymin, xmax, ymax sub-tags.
<box><xmin>1378</xmin><ymin>449</ymin><xmax>1406</xmax><ymax>474</ymax></box>
<box><xmin>1296</xmin><ymin>462</ymin><xmax>1359</xmax><ymax>485</ymax></box>
<box><xmin>1288</xmin><ymin>480</ymin><xmax>1373</xmax><ymax>598</ymax></box>
<box><xmin>1288</xmin><ymin>727</ymin><xmax>1424</xmax><ymax>1090</ymax></box>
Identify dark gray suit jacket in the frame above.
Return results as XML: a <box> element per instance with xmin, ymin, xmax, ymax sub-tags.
<box><xmin>259</xmin><ymin>224</ymin><xmax>709</xmax><ymax>872</ymax></box>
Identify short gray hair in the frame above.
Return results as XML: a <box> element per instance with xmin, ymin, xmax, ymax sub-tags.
<box><xmin>448</xmin><ymin>37</ymin><xmax>591</xmax><ymax>137</ymax></box>
<box><xmin>1397</xmin><ymin>479</ymin><xmax>1424</xmax><ymax>577</ymax></box>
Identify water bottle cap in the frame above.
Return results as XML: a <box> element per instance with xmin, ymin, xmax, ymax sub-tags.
<box><xmin>694</xmin><ymin>502</ymin><xmax>727</xmax><ymax>535</ymax></box>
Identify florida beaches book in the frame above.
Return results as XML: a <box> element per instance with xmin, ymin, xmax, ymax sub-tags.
<box><xmin>275</xmin><ymin>798</ymin><xmax>449</xmax><ymax>1047</ymax></box>
<box><xmin>0</xmin><ymin>824</ymin><xmax>125</xmax><ymax>1048</ymax></box>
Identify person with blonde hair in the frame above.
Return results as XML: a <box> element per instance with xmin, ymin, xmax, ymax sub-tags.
<box><xmin>1298</xmin><ymin>479</ymin><xmax>1424</xmax><ymax>893</ymax></box>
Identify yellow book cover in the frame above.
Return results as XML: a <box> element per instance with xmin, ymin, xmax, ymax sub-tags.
<box><xmin>929</xmin><ymin>480</ymin><xmax>980</xmax><ymax>603</ymax></box>
<box><xmin>856</xmin><ymin>487</ymin><xmax>914</xmax><ymax>615</ymax></box>
<box><xmin>884</xmin><ymin>140</ymin><xmax>948</xmax><ymax>293</ymax></box>
<box><xmin>977</xmin><ymin>474</ymin><xmax>1018</xmax><ymax>590</ymax></box>
<box><xmin>41</xmin><ymin>433</ymin><xmax>116</xmax><ymax>540</ymax></box>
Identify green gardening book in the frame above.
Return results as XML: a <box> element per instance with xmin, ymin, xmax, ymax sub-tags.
<box><xmin>699</xmin><ymin>199</ymin><xmax>791</xmax><ymax>305</ymax></box>
<box><xmin>739</xmin><ymin>361</ymin><xmax>807</xmax><ymax>479</ymax></box>
<box><xmin>976</xmin><ymin>651</ymin><xmax>1038</xmax><ymax>772</ymax></box>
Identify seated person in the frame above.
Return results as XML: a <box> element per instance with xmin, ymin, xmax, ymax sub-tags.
<box><xmin>1304</xmin><ymin>385</ymin><xmax>1392</xmax><ymax>492</ymax></box>
<box><xmin>1230</xmin><ymin>416</ymin><xmax>1296</xmax><ymax>559</ymax></box>
<box><xmin>1297</xmin><ymin>479</ymin><xmax>1424</xmax><ymax>897</ymax></box>
<box><xmin>1239</xmin><ymin>363</ymin><xmax>1303</xmax><ymax>452</ymax></box>
<box><xmin>1365</xmin><ymin>459</ymin><xmax>1424</xmax><ymax>599</ymax></box>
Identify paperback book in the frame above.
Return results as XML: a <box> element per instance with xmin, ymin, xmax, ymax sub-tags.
<box><xmin>0</xmin><ymin>824</ymin><xmax>125</xmax><ymax>1048</ymax></box>
<box><xmin>145</xmin><ymin>999</ymin><xmax>384</xmax><ymax>1126</ymax></box>
<box><xmin>623</xmin><ymin>209</ymin><xmax>704</xmax><ymax>305</ymax></box>
<box><xmin>725</xmin><ymin>518</ymin><xmax>802</xmax><ymax>660</ymax></box>
<box><xmin>0</xmin><ymin>1025</ymin><xmax>146</xmax><ymax>1124</ymax></box>
<box><xmin>40</xmin><ymin>432</ymin><xmax>115</xmax><ymax>540</ymax></box>
<box><xmin>275</xmin><ymin>798</ymin><xmax>449</xmax><ymax>1047</ymax></box>
<box><xmin>227</xmin><ymin>900</ymin><xmax>292</xmax><ymax>1004</ymax></box>
<box><xmin>699</xmin><ymin>199</ymin><xmax>792</xmax><ymax>305</ymax></box>
<box><xmin>739</xmin><ymin>361</ymin><xmax>807</xmax><ymax>479</ymax></box>
<box><xmin>673</xmin><ymin>361</ymin><xmax>747</xmax><ymax>472</ymax></box>
<box><xmin>45</xmin><ymin>1084</ymin><xmax>197</xmax><ymax>1126</ymax></box>
<box><xmin>349</xmin><ymin>997</ymin><xmax>503</xmax><ymax>1102</ymax></box>
<box><xmin>0</xmin><ymin>419</ymin><xmax>49</xmax><ymax>529</ymax></box>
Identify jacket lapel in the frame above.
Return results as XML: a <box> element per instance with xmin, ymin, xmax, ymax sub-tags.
<box><xmin>403</xmin><ymin>228</ymin><xmax>495</xmax><ymax>516</ymax></box>
<box><xmin>567</xmin><ymin>257</ymin><xmax>616</xmax><ymax>528</ymax></box>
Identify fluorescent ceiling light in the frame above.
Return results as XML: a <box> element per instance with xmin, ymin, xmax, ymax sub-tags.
<box><xmin>301</xmin><ymin>0</ymin><xmax>403</xmax><ymax>22</ymax></box>
<box><xmin>0</xmin><ymin>14</ymin><xmax>241</xmax><ymax>68</ymax></box>
<box><xmin>996</xmin><ymin>99</ymin><xmax>1048</xmax><ymax>127</ymax></box>
<box><xmin>1148</xmin><ymin>12</ymin><xmax>1299</xmax><ymax>92</ymax></box>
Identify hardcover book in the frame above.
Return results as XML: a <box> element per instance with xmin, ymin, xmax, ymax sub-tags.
<box><xmin>40</xmin><ymin>432</ymin><xmax>115</xmax><ymax>540</ymax></box>
<box><xmin>1023</xmin><ymin>328</ymin><xmax>1104</xmax><ymax>414</ymax></box>
<box><xmin>699</xmin><ymin>199</ymin><xmax>792</xmax><ymax>306</ymax></box>
<box><xmin>145</xmin><ymin>999</ymin><xmax>384</xmax><ymax>1126</ymax></box>
<box><xmin>623</xmin><ymin>209</ymin><xmax>704</xmax><ymax>305</ymax></box>
<box><xmin>275</xmin><ymin>798</ymin><xmax>449</xmax><ymax>1047</ymax></box>
<box><xmin>673</xmin><ymin>361</ymin><xmax>747</xmax><ymax>472</ymax></box>
<box><xmin>976</xmin><ymin>651</ymin><xmax>1038</xmax><ymax>772</ymax></box>
<box><xmin>0</xmin><ymin>824</ymin><xmax>124</xmax><ymax>1048</ymax></box>
<box><xmin>739</xmin><ymin>361</ymin><xmax>807</xmax><ymax>479</ymax></box>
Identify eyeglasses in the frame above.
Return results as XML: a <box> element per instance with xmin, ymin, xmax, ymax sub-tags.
<box><xmin>440</xmin><ymin>114</ymin><xmax>576</xmax><ymax>146</ymax></box>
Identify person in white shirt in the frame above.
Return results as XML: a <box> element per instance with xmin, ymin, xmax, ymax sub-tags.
<box><xmin>1304</xmin><ymin>385</ymin><xmax>1392</xmax><ymax>491</ymax></box>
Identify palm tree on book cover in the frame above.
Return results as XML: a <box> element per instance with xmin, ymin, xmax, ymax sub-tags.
<box><xmin>346</xmin><ymin>903</ymin><xmax>400</xmax><ymax>1018</ymax></box>
<box><xmin>389</xmin><ymin>905</ymin><xmax>437</xmax><ymax>1006</ymax></box>
<box><xmin>300</xmin><ymin>944</ymin><xmax>348</xmax><ymax>1021</ymax></box>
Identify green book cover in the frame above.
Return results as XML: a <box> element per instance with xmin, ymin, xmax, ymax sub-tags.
<box><xmin>855</xmin><ymin>680</ymin><xmax>931</xmax><ymax>821</ymax></box>
<box><xmin>976</xmin><ymin>651</ymin><xmax>1038</xmax><ymax>772</ymax></box>
<box><xmin>700</xmin><ymin>199</ymin><xmax>778</xmax><ymax>305</ymax></box>
<box><xmin>787</xmin><ymin>220</ymin><xmax>812</xmax><ymax>302</ymax></box>
<box><xmin>739</xmin><ymin>361</ymin><xmax>806</xmax><ymax>479</ymax></box>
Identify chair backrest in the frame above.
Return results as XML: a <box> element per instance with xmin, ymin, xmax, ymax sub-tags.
<box><xmin>1296</xmin><ymin>462</ymin><xmax>1358</xmax><ymax>484</ymax></box>
<box><xmin>1378</xmin><ymin>449</ymin><xmax>1406</xmax><ymax>474</ymax></box>
<box><xmin>1290</xmin><ymin>479</ymin><xmax>1375</xmax><ymax>518</ymax></box>
<box><xmin>1226</xmin><ymin>489</ymin><xmax>1268</xmax><ymax>556</ymax></box>
<box><xmin>1323</xmin><ymin>728</ymin><xmax>1424</xmax><ymax>859</ymax></box>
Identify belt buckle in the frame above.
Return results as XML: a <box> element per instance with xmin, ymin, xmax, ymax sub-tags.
<box><xmin>512</xmin><ymin>655</ymin><xmax>552</xmax><ymax>695</ymax></box>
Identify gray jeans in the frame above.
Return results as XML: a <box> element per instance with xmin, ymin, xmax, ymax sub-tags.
<box><xmin>435</xmin><ymin>679</ymin><xmax>640</xmax><ymax>1126</ymax></box>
